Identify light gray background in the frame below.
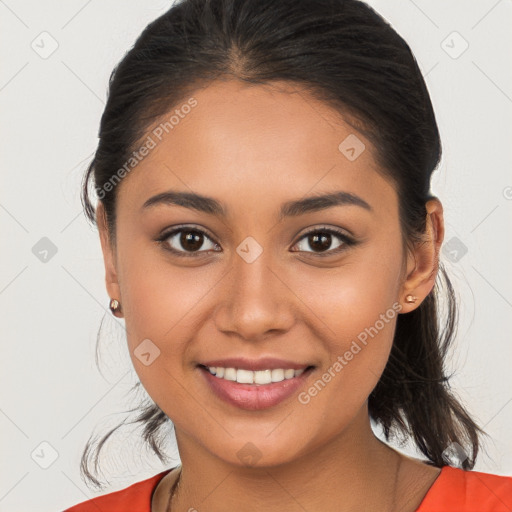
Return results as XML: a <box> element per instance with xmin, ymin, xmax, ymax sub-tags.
<box><xmin>1</xmin><ymin>1</ymin><xmax>511</xmax><ymax>511</ymax></box>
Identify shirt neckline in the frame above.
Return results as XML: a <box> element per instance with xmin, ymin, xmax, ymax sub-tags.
<box><xmin>150</xmin><ymin>464</ymin><xmax>450</xmax><ymax>511</ymax></box>
<box><xmin>150</xmin><ymin>467</ymin><xmax>179</xmax><ymax>510</ymax></box>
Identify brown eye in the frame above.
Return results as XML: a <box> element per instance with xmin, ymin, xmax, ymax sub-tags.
<box><xmin>306</xmin><ymin>232</ymin><xmax>333</xmax><ymax>252</ymax></box>
<box><xmin>158</xmin><ymin>226</ymin><xmax>220</xmax><ymax>257</ymax></box>
<box><xmin>178</xmin><ymin>231</ymin><xmax>205</xmax><ymax>252</ymax></box>
<box><xmin>292</xmin><ymin>227</ymin><xmax>356</xmax><ymax>256</ymax></box>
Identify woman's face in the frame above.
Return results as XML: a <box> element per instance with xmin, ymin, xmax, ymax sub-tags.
<box><xmin>98</xmin><ymin>79</ymin><xmax>429</xmax><ymax>467</ymax></box>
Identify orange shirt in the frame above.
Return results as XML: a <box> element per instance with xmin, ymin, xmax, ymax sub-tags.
<box><xmin>416</xmin><ymin>466</ymin><xmax>512</xmax><ymax>512</ymax></box>
<box><xmin>63</xmin><ymin>465</ymin><xmax>512</xmax><ymax>511</ymax></box>
<box><xmin>63</xmin><ymin>469</ymin><xmax>173</xmax><ymax>512</ymax></box>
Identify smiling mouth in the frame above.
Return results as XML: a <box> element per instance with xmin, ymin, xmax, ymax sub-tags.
<box><xmin>198</xmin><ymin>364</ymin><xmax>315</xmax><ymax>385</ymax></box>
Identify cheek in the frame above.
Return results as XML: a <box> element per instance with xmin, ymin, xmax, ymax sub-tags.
<box><xmin>291</xmin><ymin>230</ymin><xmax>402</xmax><ymax>341</ymax></box>
<box><xmin>117</xmin><ymin>235</ymin><xmax>214</xmax><ymax>340</ymax></box>
<box><xmin>292</xmin><ymin>240</ymin><xmax>403</xmax><ymax>410</ymax></box>
<box><xmin>292</xmin><ymin>297</ymin><xmax>399</xmax><ymax>441</ymax></box>
<box><xmin>116</xmin><ymin>250</ymin><xmax>202</xmax><ymax>419</ymax></box>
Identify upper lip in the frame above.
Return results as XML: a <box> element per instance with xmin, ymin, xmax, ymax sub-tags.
<box><xmin>199</xmin><ymin>357</ymin><xmax>313</xmax><ymax>371</ymax></box>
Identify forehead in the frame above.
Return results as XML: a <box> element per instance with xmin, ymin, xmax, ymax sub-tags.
<box><xmin>116</xmin><ymin>79</ymin><xmax>397</xmax><ymax>220</ymax></box>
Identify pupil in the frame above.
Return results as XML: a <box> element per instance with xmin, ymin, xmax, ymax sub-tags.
<box><xmin>181</xmin><ymin>231</ymin><xmax>203</xmax><ymax>251</ymax></box>
<box><xmin>310</xmin><ymin>233</ymin><xmax>330</xmax><ymax>252</ymax></box>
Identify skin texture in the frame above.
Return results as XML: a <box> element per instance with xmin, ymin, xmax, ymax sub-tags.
<box><xmin>97</xmin><ymin>79</ymin><xmax>445</xmax><ymax>511</ymax></box>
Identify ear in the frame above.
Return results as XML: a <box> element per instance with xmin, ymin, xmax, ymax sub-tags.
<box><xmin>96</xmin><ymin>202</ymin><xmax>123</xmax><ymax>317</ymax></box>
<box><xmin>399</xmin><ymin>198</ymin><xmax>444</xmax><ymax>314</ymax></box>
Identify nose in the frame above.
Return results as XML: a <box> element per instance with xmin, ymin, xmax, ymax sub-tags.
<box><xmin>213</xmin><ymin>248</ymin><xmax>296</xmax><ymax>342</ymax></box>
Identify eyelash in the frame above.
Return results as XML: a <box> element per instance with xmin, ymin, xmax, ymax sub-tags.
<box><xmin>156</xmin><ymin>224</ymin><xmax>358</xmax><ymax>259</ymax></box>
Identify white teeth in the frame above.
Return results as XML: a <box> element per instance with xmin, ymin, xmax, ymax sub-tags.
<box><xmin>206</xmin><ymin>366</ymin><xmax>308</xmax><ymax>384</ymax></box>
<box><xmin>284</xmin><ymin>369</ymin><xmax>295</xmax><ymax>379</ymax></box>
<box><xmin>254</xmin><ymin>369</ymin><xmax>272</xmax><ymax>385</ymax></box>
<box><xmin>236</xmin><ymin>369</ymin><xmax>254</xmax><ymax>384</ymax></box>
<box><xmin>223</xmin><ymin>367</ymin><xmax>237</xmax><ymax>381</ymax></box>
<box><xmin>271</xmin><ymin>368</ymin><xmax>284</xmax><ymax>382</ymax></box>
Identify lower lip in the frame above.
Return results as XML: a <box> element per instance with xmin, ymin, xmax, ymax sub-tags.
<box><xmin>198</xmin><ymin>366</ymin><xmax>314</xmax><ymax>411</ymax></box>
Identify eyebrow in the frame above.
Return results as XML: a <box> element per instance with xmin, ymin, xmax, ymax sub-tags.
<box><xmin>141</xmin><ymin>189</ymin><xmax>373</xmax><ymax>219</ymax></box>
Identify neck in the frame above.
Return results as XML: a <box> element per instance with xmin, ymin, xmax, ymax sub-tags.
<box><xmin>169</xmin><ymin>407</ymin><xmax>404</xmax><ymax>512</ymax></box>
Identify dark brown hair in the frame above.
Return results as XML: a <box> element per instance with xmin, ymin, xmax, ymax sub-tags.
<box><xmin>80</xmin><ymin>0</ymin><xmax>487</xmax><ymax>489</ymax></box>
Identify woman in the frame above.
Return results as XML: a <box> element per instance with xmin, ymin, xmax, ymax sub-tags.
<box><xmin>64</xmin><ymin>0</ymin><xmax>512</xmax><ymax>510</ymax></box>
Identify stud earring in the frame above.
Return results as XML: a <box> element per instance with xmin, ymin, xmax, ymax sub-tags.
<box><xmin>405</xmin><ymin>294</ymin><xmax>417</xmax><ymax>304</ymax></box>
<box><xmin>109</xmin><ymin>298</ymin><xmax>122</xmax><ymax>315</ymax></box>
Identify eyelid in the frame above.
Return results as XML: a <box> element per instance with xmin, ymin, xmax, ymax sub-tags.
<box><xmin>294</xmin><ymin>224</ymin><xmax>354</xmax><ymax>241</ymax></box>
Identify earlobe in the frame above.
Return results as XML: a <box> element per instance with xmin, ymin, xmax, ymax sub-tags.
<box><xmin>96</xmin><ymin>203</ymin><xmax>123</xmax><ymax>317</ymax></box>
<box><xmin>399</xmin><ymin>198</ymin><xmax>444</xmax><ymax>313</ymax></box>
